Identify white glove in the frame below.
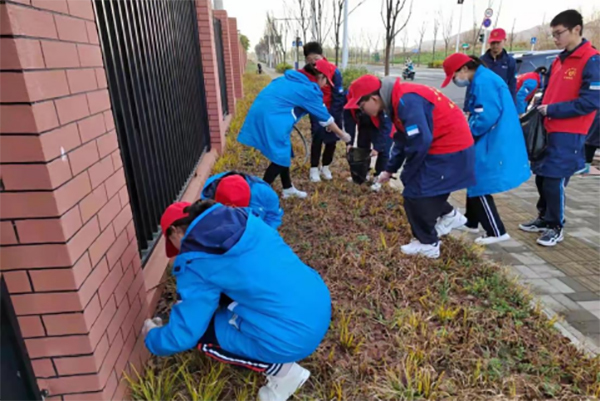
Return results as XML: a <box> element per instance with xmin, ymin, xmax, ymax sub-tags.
<box><xmin>142</xmin><ymin>317</ymin><xmax>163</xmax><ymax>338</ymax></box>
<box><xmin>378</xmin><ymin>171</ymin><xmax>392</xmax><ymax>184</ymax></box>
<box><xmin>340</xmin><ymin>132</ymin><xmax>352</xmax><ymax>143</ymax></box>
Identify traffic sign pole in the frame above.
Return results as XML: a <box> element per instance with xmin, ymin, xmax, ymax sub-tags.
<box><xmin>530</xmin><ymin>37</ymin><xmax>537</xmax><ymax>52</ymax></box>
<box><xmin>455</xmin><ymin>0</ymin><xmax>464</xmax><ymax>53</ymax></box>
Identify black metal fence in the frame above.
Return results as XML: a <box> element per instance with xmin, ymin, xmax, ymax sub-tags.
<box><xmin>94</xmin><ymin>0</ymin><xmax>211</xmax><ymax>262</ymax></box>
<box><xmin>213</xmin><ymin>17</ymin><xmax>228</xmax><ymax>117</ymax></box>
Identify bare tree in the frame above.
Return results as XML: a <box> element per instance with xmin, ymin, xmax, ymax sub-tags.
<box><xmin>331</xmin><ymin>0</ymin><xmax>366</xmax><ymax>65</ymax></box>
<box><xmin>508</xmin><ymin>17</ymin><xmax>516</xmax><ymax>51</ymax></box>
<box><xmin>291</xmin><ymin>0</ymin><xmax>309</xmax><ymax>44</ymax></box>
<box><xmin>441</xmin><ymin>11</ymin><xmax>453</xmax><ymax>57</ymax></box>
<box><xmin>381</xmin><ymin>0</ymin><xmax>414</xmax><ymax>76</ymax></box>
<box><xmin>401</xmin><ymin>30</ymin><xmax>409</xmax><ymax>57</ymax></box>
<box><xmin>309</xmin><ymin>0</ymin><xmax>333</xmax><ymax>44</ymax></box>
<box><xmin>432</xmin><ymin>12</ymin><xmax>440</xmax><ymax>63</ymax></box>
<box><xmin>416</xmin><ymin>20</ymin><xmax>427</xmax><ymax>65</ymax></box>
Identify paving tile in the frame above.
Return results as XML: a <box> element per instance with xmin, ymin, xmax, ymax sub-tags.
<box><xmin>513</xmin><ymin>252</ymin><xmax>546</xmax><ymax>265</ymax></box>
<box><xmin>557</xmin><ymin>277</ymin><xmax>592</xmax><ymax>293</ymax></box>
<box><xmin>521</xmin><ymin>279</ymin><xmax>560</xmax><ymax>295</ymax></box>
<box><xmin>579</xmin><ymin>300</ymin><xmax>600</xmax><ymax>311</ymax></box>
<box><xmin>545</xmin><ymin>278</ymin><xmax>576</xmax><ymax>294</ymax></box>
<box><xmin>564</xmin><ymin>309</ymin><xmax>600</xmax><ymax>323</ymax></box>
<box><xmin>570</xmin><ymin>320</ymin><xmax>600</xmax><ymax>335</ymax></box>
<box><xmin>527</xmin><ymin>264</ymin><xmax>565</xmax><ymax>278</ymax></box>
<box><xmin>539</xmin><ymin>295</ymin><xmax>581</xmax><ymax>313</ymax></box>
<box><xmin>566</xmin><ymin>292</ymin><xmax>600</xmax><ymax>302</ymax></box>
<box><xmin>512</xmin><ymin>265</ymin><xmax>541</xmax><ymax>279</ymax></box>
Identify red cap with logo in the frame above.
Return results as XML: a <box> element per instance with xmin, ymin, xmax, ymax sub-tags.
<box><xmin>215</xmin><ymin>175</ymin><xmax>251</xmax><ymax>208</ymax></box>
<box><xmin>441</xmin><ymin>53</ymin><xmax>472</xmax><ymax>88</ymax></box>
<box><xmin>489</xmin><ymin>28</ymin><xmax>506</xmax><ymax>43</ymax></box>
<box><xmin>160</xmin><ymin>202</ymin><xmax>191</xmax><ymax>258</ymax></box>
<box><xmin>344</xmin><ymin>75</ymin><xmax>382</xmax><ymax>110</ymax></box>
<box><xmin>314</xmin><ymin>59</ymin><xmax>336</xmax><ymax>87</ymax></box>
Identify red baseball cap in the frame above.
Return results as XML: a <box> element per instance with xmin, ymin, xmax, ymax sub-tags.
<box><xmin>160</xmin><ymin>202</ymin><xmax>191</xmax><ymax>258</ymax></box>
<box><xmin>441</xmin><ymin>53</ymin><xmax>472</xmax><ymax>88</ymax></box>
<box><xmin>215</xmin><ymin>175</ymin><xmax>251</xmax><ymax>208</ymax></box>
<box><xmin>314</xmin><ymin>59</ymin><xmax>336</xmax><ymax>87</ymax></box>
<box><xmin>489</xmin><ymin>28</ymin><xmax>506</xmax><ymax>43</ymax></box>
<box><xmin>344</xmin><ymin>75</ymin><xmax>382</xmax><ymax>110</ymax></box>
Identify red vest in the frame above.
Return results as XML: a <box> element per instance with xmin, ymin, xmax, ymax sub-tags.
<box><xmin>301</xmin><ymin>68</ymin><xmax>333</xmax><ymax>108</ymax></box>
<box><xmin>390</xmin><ymin>80</ymin><xmax>474</xmax><ymax>155</ymax></box>
<box><xmin>517</xmin><ymin>72</ymin><xmax>540</xmax><ymax>102</ymax></box>
<box><xmin>542</xmin><ymin>41</ymin><xmax>599</xmax><ymax>134</ymax></box>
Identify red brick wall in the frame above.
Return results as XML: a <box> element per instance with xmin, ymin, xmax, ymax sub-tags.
<box><xmin>194</xmin><ymin>0</ymin><xmax>226</xmax><ymax>153</ymax></box>
<box><xmin>213</xmin><ymin>10</ymin><xmax>236</xmax><ymax>118</ymax></box>
<box><xmin>0</xmin><ymin>1</ymin><xmax>149</xmax><ymax>399</ymax></box>
<box><xmin>228</xmin><ymin>17</ymin><xmax>243</xmax><ymax>99</ymax></box>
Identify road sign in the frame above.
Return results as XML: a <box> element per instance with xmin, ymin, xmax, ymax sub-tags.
<box><xmin>483</xmin><ymin>18</ymin><xmax>492</xmax><ymax>28</ymax></box>
<box><xmin>484</xmin><ymin>8</ymin><xmax>493</xmax><ymax>18</ymax></box>
<box><xmin>462</xmin><ymin>43</ymin><xmax>470</xmax><ymax>49</ymax></box>
<box><xmin>530</xmin><ymin>37</ymin><xmax>537</xmax><ymax>44</ymax></box>
<box><xmin>292</xmin><ymin>40</ymin><xmax>303</xmax><ymax>47</ymax></box>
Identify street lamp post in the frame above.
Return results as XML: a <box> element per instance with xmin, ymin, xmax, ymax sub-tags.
<box><xmin>341</xmin><ymin>0</ymin><xmax>349</xmax><ymax>69</ymax></box>
<box><xmin>455</xmin><ymin>0</ymin><xmax>465</xmax><ymax>53</ymax></box>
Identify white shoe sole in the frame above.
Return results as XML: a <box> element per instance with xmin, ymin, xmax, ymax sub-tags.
<box><xmin>518</xmin><ymin>224</ymin><xmax>547</xmax><ymax>233</ymax></box>
<box><xmin>282</xmin><ymin>192</ymin><xmax>308</xmax><ymax>199</ymax></box>
<box><xmin>436</xmin><ymin>213</ymin><xmax>468</xmax><ymax>237</ymax></box>
<box><xmin>320</xmin><ymin>174</ymin><xmax>332</xmax><ymax>181</ymax></box>
<box><xmin>309</xmin><ymin>177</ymin><xmax>321</xmax><ymax>183</ymax></box>
<box><xmin>400</xmin><ymin>246</ymin><xmax>440</xmax><ymax>259</ymax></box>
<box><xmin>474</xmin><ymin>233</ymin><xmax>511</xmax><ymax>245</ymax></box>
<box><xmin>257</xmin><ymin>368</ymin><xmax>311</xmax><ymax>401</ymax></box>
<box><xmin>457</xmin><ymin>226</ymin><xmax>480</xmax><ymax>234</ymax></box>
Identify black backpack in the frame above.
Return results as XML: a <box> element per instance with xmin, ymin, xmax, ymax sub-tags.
<box><xmin>520</xmin><ymin>107</ymin><xmax>547</xmax><ymax>162</ymax></box>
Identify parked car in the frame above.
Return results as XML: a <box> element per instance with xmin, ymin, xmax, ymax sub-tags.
<box><xmin>511</xmin><ymin>50</ymin><xmax>561</xmax><ymax>75</ymax></box>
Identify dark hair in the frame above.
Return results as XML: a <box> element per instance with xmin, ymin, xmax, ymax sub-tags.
<box><xmin>303</xmin><ymin>41</ymin><xmax>323</xmax><ymax>57</ymax></box>
<box><xmin>461</xmin><ymin>56</ymin><xmax>484</xmax><ymax>71</ymax></box>
<box><xmin>303</xmin><ymin>63</ymin><xmax>324</xmax><ymax>78</ymax></box>
<box><xmin>359</xmin><ymin>90</ymin><xmax>381</xmax><ymax>104</ymax></box>
<box><xmin>551</xmin><ymin>10</ymin><xmax>584</xmax><ymax>34</ymax></box>
<box><xmin>167</xmin><ymin>199</ymin><xmax>216</xmax><ymax>236</ymax></box>
<box><xmin>535</xmin><ymin>66</ymin><xmax>548</xmax><ymax>74</ymax></box>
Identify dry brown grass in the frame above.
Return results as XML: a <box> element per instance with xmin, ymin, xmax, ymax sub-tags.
<box><xmin>128</xmin><ymin>72</ymin><xmax>600</xmax><ymax>401</ymax></box>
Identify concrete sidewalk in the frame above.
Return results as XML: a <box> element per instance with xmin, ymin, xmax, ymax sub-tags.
<box><xmin>448</xmin><ymin>172</ymin><xmax>600</xmax><ymax>355</ymax></box>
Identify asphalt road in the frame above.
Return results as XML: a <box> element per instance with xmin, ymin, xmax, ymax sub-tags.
<box><xmin>361</xmin><ymin>64</ymin><xmax>467</xmax><ymax>109</ymax></box>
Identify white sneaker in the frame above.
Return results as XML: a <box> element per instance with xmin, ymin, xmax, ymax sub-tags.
<box><xmin>474</xmin><ymin>233</ymin><xmax>511</xmax><ymax>245</ymax></box>
<box><xmin>282</xmin><ymin>187</ymin><xmax>308</xmax><ymax>199</ymax></box>
<box><xmin>309</xmin><ymin>168</ymin><xmax>321</xmax><ymax>183</ymax></box>
<box><xmin>400</xmin><ymin>239</ymin><xmax>440</xmax><ymax>259</ymax></box>
<box><xmin>370</xmin><ymin>182</ymin><xmax>382</xmax><ymax>192</ymax></box>
<box><xmin>258</xmin><ymin>363</ymin><xmax>311</xmax><ymax>401</ymax></box>
<box><xmin>435</xmin><ymin>209</ymin><xmax>468</xmax><ymax>237</ymax></box>
<box><xmin>457</xmin><ymin>225</ymin><xmax>480</xmax><ymax>234</ymax></box>
<box><xmin>320</xmin><ymin>165</ymin><xmax>333</xmax><ymax>181</ymax></box>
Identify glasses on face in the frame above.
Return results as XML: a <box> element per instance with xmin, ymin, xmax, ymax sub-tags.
<box><xmin>551</xmin><ymin>28</ymin><xmax>569</xmax><ymax>39</ymax></box>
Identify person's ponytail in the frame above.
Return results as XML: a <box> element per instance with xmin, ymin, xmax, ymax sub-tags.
<box><xmin>167</xmin><ymin>199</ymin><xmax>216</xmax><ymax>235</ymax></box>
<box><xmin>465</xmin><ymin>55</ymin><xmax>484</xmax><ymax>70</ymax></box>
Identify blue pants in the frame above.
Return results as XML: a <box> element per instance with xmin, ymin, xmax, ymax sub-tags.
<box><xmin>535</xmin><ymin>175</ymin><xmax>570</xmax><ymax>228</ymax></box>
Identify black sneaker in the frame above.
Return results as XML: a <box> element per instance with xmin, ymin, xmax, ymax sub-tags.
<box><xmin>536</xmin><ymin>227</ymin><xmax>564</xmax><ymax>247</ymax></box>
<box><xmin>519</xmin><ymin>217</ymin><xmax>549</xmax><ymax>233</ymax></box>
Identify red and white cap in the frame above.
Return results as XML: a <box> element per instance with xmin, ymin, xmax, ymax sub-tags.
<box><xmin>441</xmin><ymin>53</ymin><xmax>472</xmax><ymax>88</ymax></box>
<box><xmin>314</xmin><ymin>59</ymin><xmax>336</xmax><ymax>87</ymax></box>
<box><xmin>489</xmin><ymin>28</ymin><xmax>506</xmax><ymax>43</ymax></box>
<box><xmin>160</xmin><ymin>202</ymin><xmax>191</xmax><ymax>258</ymax></box>
<box><xmin>215</xmin><ymin>175</ymin><xmax>251</xmax><ymax>208</ymax></box>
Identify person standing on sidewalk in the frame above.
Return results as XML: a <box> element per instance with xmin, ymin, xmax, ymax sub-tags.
<box><xmin>464</xmin><ymin>28</ymin><xmax>518</xmax><ymax>111</ymax></box>
<box><xmin>238</xmin><ymin>63</ymin><xmax>350</xmax><ymax>200</ymax></box>
<box><xmin>303</xmin><ymin>42</ymin><xmax>346</xmax><ymax>183</ymax></box>
<box><xmin>443</xmin><ymin>53</ymin><xmax>530</xmax><ymax>245</ymax></box>
<box><xmin>346</xmin><ymin>75</ymin><xmax>476</xmax><ymax>259</ymax></box>
<box><xmin>519</xmin><ymin>9</ymin><xmax>600</xmax><ymax>247</ymax></box>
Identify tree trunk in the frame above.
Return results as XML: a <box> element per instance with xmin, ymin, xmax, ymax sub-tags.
<box><xmin>384</xmin><ymin>38</ymin><xmax>391</xmax><ymax>76</ymax></box>
<box><xmin>432</xmin><ymin>39</ymin><xmax>436</xmax><ymax>64</ymax></box>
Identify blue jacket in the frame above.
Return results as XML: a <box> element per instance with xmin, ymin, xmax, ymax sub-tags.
<box><xmin>516</xmin><ymin>74</ymin><xmax>541</xmax><ymax>114</ymax></box>
<box><xmin>464</xmin><ymin>49</ymin><xmax>517</xmax><ymax>111</ymax></box>
<box><xmin>201</xmin><ymin>172</ymin><xmax>284</xmax><ymax>229</ymax></box>
<box><xmin>310</xmin><ymin>68</ymin><xmax>345</xmax><ymax>144</ymax></box>
<box><xmin>145</xmin><ymin>205</ymin><xmax>331</xmax><ymax>363</ymax></box>
<box><xmin>587</xmin><ymin>111</ymin><xmax>600</xmax><ymax>147</ymax></box>
<box><xmin>532</xmin><ymin>41</ymin><xmax>600</xmax><ymax>177</ymax></box>
<box><xmin>238</xmin><ymin>70</ymin><xmax>333</xmax><ymax>167</ymax></box>
<box><xmin>466</xmin><ymin>66</ymin><xmax>530</xmax><ymax>196</ymax></box>
<box><xmin>385</xmin><ymin>93</ymin><xmax>476</xmax><ymax>198</ymax></box>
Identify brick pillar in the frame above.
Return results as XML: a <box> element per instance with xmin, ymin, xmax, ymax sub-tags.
<box><xmin>213</xmin><ymin>10</ymin><xmax>236</xmax><ymax>118</ymax></box>
<box><xmin>228</xmin><ymin>17</ymin><xmax>243</xmax><ymax>99</ymax></box>
<box><xmin>0</xmin><ymin>1</ymin><xmax>148</xmax><ymax>399</ymax></box>
<box><xmin>194</xmin><ymin>0</ymin><xmax>225</xmax><ymax>153</ymax></box>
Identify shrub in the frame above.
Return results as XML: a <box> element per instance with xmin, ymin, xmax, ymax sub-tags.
<box><xmin>428</xmin><ymin>60</ymin><xmax>444</xmax><ymax>69</ymax></box>
<box><xmin>341</xmin><ymin>66</ymin><xmax>370</xmax><ymax>90</ymax></box>
<box><xmin>275</xmin><ymin>62</ymin><xmax>293</xmax><ymax>73</ymax></box>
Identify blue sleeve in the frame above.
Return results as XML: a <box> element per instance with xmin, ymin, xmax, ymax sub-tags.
<box><xmin>516</xmin><ymin>79</ymin><xmax>538</xmax><ymax>114</ymax></box>
<box><xmin>386</xmin><ymin>133</ymin><xmax>406</xmax><ymax>173</ymax></box>
<box><xmin>385</xmin><ymin>93</ymin><xmax>433</xmax><ymax>176</ymax></box>
<box><xmin>547</xmin><ymin>55</ymin><xmax>600</xmax><ymax>119</ymax></box>
<box><xmin>145</xmin><ymin>267</ymin><xmax>221</xmax><ymax>356</ymax></box>
<box><xmin>372</xmin><ymin>113</ymin><xmax>393</xmax><ymax>153</ymax></box>
<box><xmin>252</xmin><ymin>182</ymin><xmax>284</xmax><ymax>229</ymax></box>
<box><xmin>343</xmin><ymin>109</ymin><xmax>356</xmax><ymax>143</ymax></box>
<box><xmin>468</xmin><ymin>79</ymin><xmax>502</xmax><ymax>137</ymax></box>
<box><xmin>200</xmin><ymin>173</ymin><xmax>225</xmax><ymax>199</ymax></box>
<box><xmin>299</xmin><ymin>84</ymin><xmax>333</xmax><ymax>125</ymax></box>
<box><xmin>508</xmin><ymin>57</ymin><xmax>518</xmax><ymax>104</ymax></box>
<box><xmin>330</xmin><ymin>69</ymin><xmax>345</xmax><ymax>126</ymax></box>
<box><xmin>462</xmin><ymin>83</ymin><xmax>472</xmax><ymax>112</ymax></box>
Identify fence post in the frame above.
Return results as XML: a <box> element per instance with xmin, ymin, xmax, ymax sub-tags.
<box><xmin>0</xmin><ymin>0</ymin><xmax>147</xmax><ymax>399</ymax></box>
<box><xmin>228</xmin><ymin>17</ymin><xmax>244</xmax><ymax>99</ymax></box>
<box><xmin>214</xmin><ymin>10</ymin><xmax>236</xmax><ymax>118</ymax></box>
<box><xmin>194</xmin><ymin>0</ymin><xmax>226</xmax><ymax>153</ymax></box>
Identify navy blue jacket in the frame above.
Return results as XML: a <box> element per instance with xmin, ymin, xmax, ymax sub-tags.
<box><xmin>343</xmin><ymin>110</ymin><xmax>393</xmax><ymax>153</ymax></box>
<box><xmin>310</xmin><ymin>68</ymin><xmax>345</xmax><ymax>144</ymax></box>
<box><xmin>587</xmin><ymin>111</ymin><xmax>600</xmax><ymax>148</ymax></box>
<box><xmin>386</xmin><ymin>93</ymin><xmax>476</xmax><ymax>198</ymax></box>
<box><xmin>532</xmin><ymin>40</ymin><xmax>600</xmax><ymax>177</ymax></box>
<box><xmin>464</xmin><ymin>49</ymin><xmax>517</xmax><ymax>110</ymax></box>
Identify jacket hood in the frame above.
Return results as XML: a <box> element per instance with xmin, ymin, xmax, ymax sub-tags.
<box><xmin>180</xmin><ymin>204</ymin><xmax>247</xmax><ymax>255</ymax></box>
<box><xmin>284</xmin><ymin>69</ymin><xmax>311</xmax><ymax>84</ymax></box>
<box><xmin>380</xmin><ymin>76</ymin><xmax>398</xmax><ymax>117</ymax></box>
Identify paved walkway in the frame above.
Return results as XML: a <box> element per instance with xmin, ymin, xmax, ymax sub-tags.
<box><xmin>447</xmin><ymin>171</ymin><xmax>600</xmax><ymax>354</ymax></box>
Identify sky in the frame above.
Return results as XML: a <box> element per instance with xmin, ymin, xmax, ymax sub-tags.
<box><xmin>224</xmin><ymin>0</ymin><xmax>599</xmax><ymax>52</ymax></box>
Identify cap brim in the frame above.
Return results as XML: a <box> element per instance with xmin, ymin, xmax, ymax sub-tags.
<box><xmin>344</xmin><ymin>96</ymin><xmax>360</xmax><ymax>110</ymax></box>
<box><xmin>489</xmin><ymin>36</ymin><xmax>505</xmax><ymax>43</ymax></box>
<box><xmin>441</xmin><ymin>74</ymin><xmax>453</xmax><ymax>88</ymax></box>
<box><xmin>165</xmin><ymin>239</ymin><xmax>179</xmax><ymax>258</ymax></box>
